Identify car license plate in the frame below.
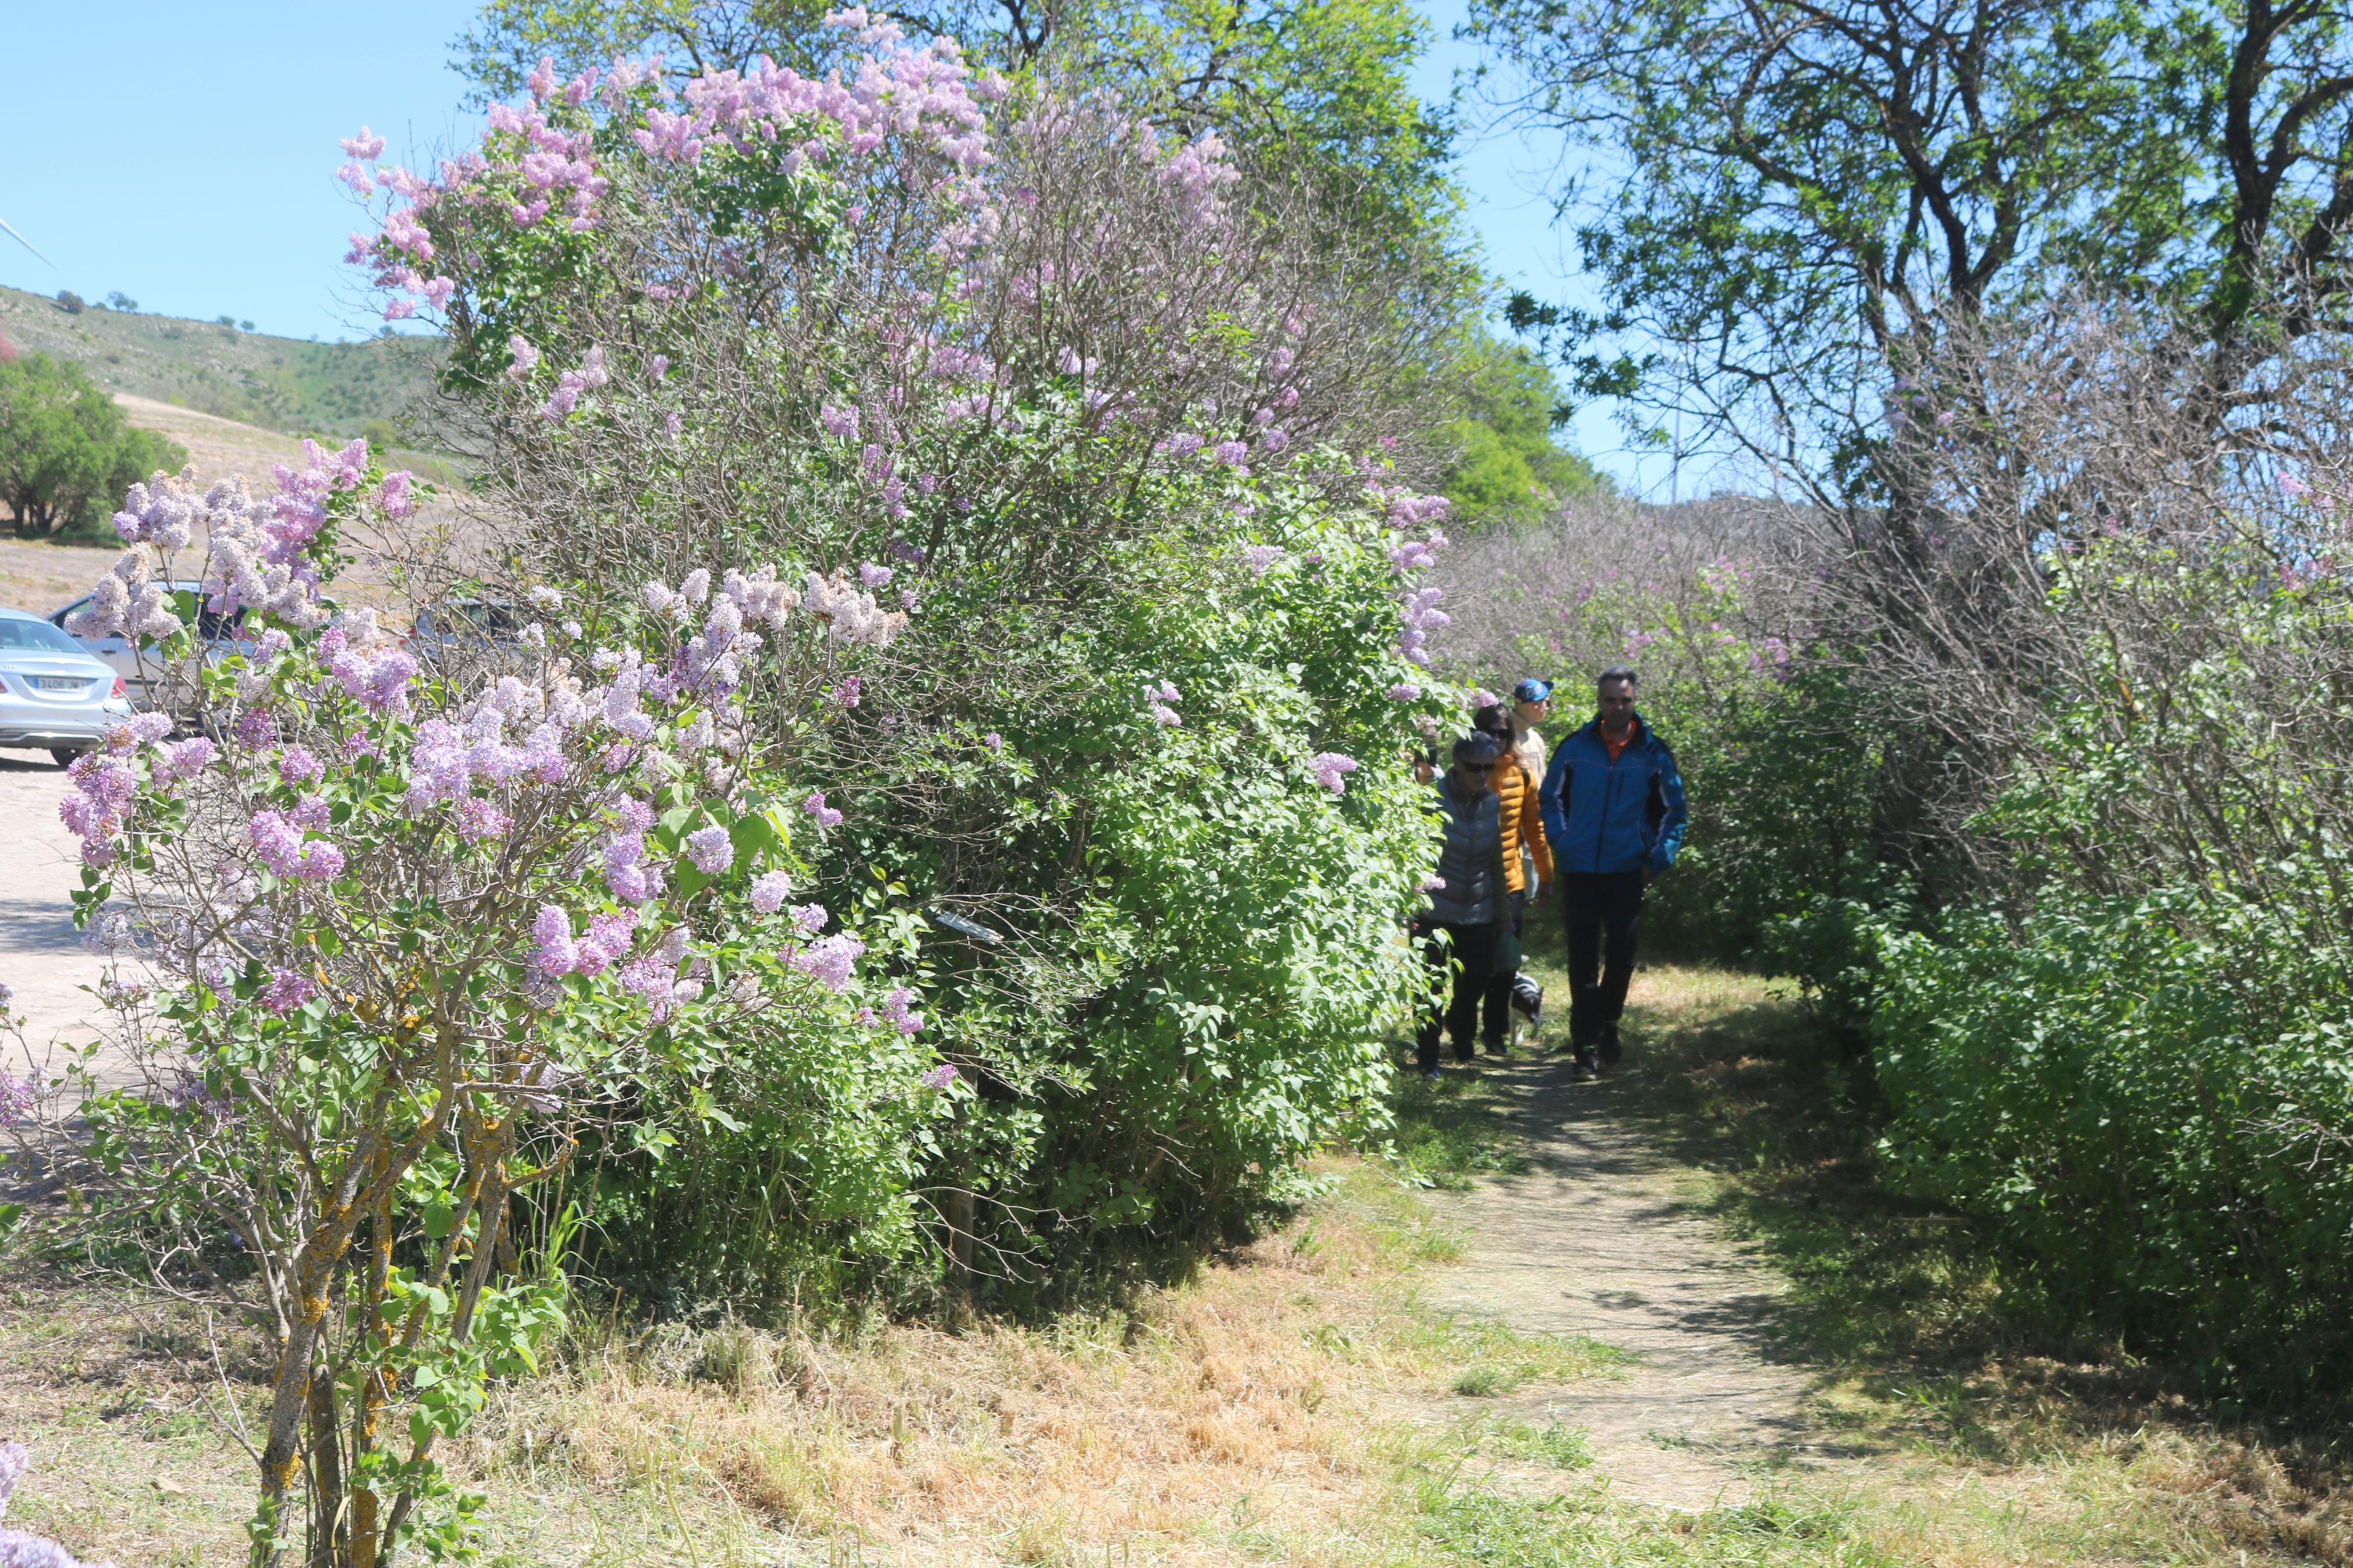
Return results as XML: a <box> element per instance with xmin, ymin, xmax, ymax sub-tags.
<box><xmin>33</xmin><ymin>675</ymin><xmax>87</xmax><ymax>692</ymax></box>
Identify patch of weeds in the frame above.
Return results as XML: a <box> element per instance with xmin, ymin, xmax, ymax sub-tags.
<box><xmin>1383</xmin><ymin>1069</ymin><xmax>1530</xmax><ymax>1190</ymax></box>
<box><xmin>1481</xmin><ymin>1418</ymin><xmax>1593</xmax><ymax>1469</ymax></box>
<box><xmin>1454</xmin><ymin>1364</ymin><xmax>1516</xmax><ymax>1398</ymax></box>
<box><xmin>1409</xmin><ymin>1313</ymin><xmax>1624</xmax><ymax>1399</ymax></box>
<box><xmin>1405</xmin><ymin>1472</ymin><xmax>1897</xmax><ymax>1567</ymax></box>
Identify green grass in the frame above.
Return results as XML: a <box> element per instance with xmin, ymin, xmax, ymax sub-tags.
<box><xmin>1383</xmin><ymin>1064</ymin><xmax>1531</xmax><ymax>1190</ymax></box>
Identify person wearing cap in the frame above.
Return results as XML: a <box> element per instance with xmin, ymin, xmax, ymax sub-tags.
<box><xmin>1414</xmin><ymin>732</ymin><xmax>1513</xmax><ymax>1077</ymax></box>
<box><xmin>1509</xmin><ymin>677</ymin><xmax>1553</xmax><ymax>783</ymax></box>
<box><xmin>1472</xmin><ymin>703</ymin><xmax>1552</xmax><ymax>1055</ymax></box>
<box><xmin>1538</xmin><ymin>664</ymin><xmax>1688</xmax><ymax>1080</ymax></box>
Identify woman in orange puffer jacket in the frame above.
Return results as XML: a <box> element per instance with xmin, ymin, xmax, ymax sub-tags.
<box><xmin>1475</xmin><ymin>703</ymin><xmax>1552</xmax><ymax>1055</ymax></box>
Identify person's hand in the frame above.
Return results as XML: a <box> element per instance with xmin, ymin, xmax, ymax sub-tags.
<box><xmin>1534</xmin><ymin>883</ymin><xmax>1552</xmax><ymax>907</ymax></box>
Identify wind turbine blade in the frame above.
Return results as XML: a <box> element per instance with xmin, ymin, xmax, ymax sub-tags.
<box><xmin>0</xmin><ymin>215</ymin><xmax>55</xmax><ymax>267</ymax></box>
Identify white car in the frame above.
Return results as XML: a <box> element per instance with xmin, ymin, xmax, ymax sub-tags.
<box><xmin>0</xmin><ymin>609</ymin><xmax>136</xmax><ymax>766</ymax></box>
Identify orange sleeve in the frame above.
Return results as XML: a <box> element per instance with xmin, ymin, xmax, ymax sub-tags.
<box><xmin>1493</xmin><ymin>767</ymin><xmax>1529</xmax><ymax>894</ymax></box>
<box><xmin>1520</xmin><ymin>760</ymin><xmax>1554</xmax><ymax>885</ymax></box>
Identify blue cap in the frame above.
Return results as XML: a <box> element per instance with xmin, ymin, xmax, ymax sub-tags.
<box><xmin>1513</xmin><ymin>678</ymin><xmax>1554</xmax><ymax>703</ymax></box>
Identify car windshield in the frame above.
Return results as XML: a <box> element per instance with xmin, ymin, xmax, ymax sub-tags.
<box><xmin>0</xmin><ymin>617</ymin><xmax>88</xmax><ymax>655</ymax></box>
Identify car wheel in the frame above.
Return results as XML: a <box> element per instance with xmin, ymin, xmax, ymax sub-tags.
<box><xmin>50</xmin><ymin>748</ymin><xmax>83</xmax><ymax>769</ymax></box>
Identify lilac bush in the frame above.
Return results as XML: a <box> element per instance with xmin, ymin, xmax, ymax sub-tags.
<box><xmin>24</xmin><ymin>453</ymin><xmax>960</xmax><ymax>1566</ymax></box>
<box><xmin>327</xmin><ymin>13</ymin><xmax>1464</xmax><ymax>1277</ymax></box>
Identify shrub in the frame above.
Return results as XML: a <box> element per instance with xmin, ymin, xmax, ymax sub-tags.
<box><xmin>14</xmin><ymin>447</ymin><xmax>959</xmax><ymax>1564</ymax></box>
<box><xmin>1873</xmin><ymin>885</ymin><xmax>2353</xmax><ymax>1396</ymax></box>
<box><xmin>329</xmin><ymin>20</ymin><xmax>1458</xmax><ymax>1288</ymax></box>
<box><xmin>0</xmin><ymin>353</ymin><xmax>187</xmax><ymax>539</ymax></box>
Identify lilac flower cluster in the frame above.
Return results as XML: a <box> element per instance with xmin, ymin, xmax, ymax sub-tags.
<box><xmin>919</xmin><ymin>1063</ymin><xmax>958</xmax><ymax>1091</ymax></box>
<box><xmin>802</xmin><ymin>790</ymin><xmax>844</xmax><ymax>828</ymax></box>
<box><xmin>533</xmin><ymin>905</ymin><xmax>641</xmax><ymax>978</ymax></box>
<box><xmin>58</xmin><ymin>753</ymin><xmax>139</xmax><ymax>866</ymax></box>
<box><xmin>803</xmin><ymin>568</ymin><xmax>908</xmax><ymax>647</ymax></box>
<box><xmin>604</xmin><ymin>797</ymin><xmax>667</xmax><ymax>903</ymax></box>
<box><xmin>1241</xmin><ymin>544</ymin><xmax>1284</xmax><ymax>574</ymax></box>
<box><xmin>1</xmin><ymin>1074</ymin><xmax>32</xmax><ymax>1125</ymax></box>
<box><xmin>263</xmin><ymin>967</ymin><xmax>320</xmax><ymax>1015</ymax></box>
<box><xmin>686</xmin><ymin>824</ymin><xmax>735</xmax><ymax>874</ymax></box>
<box><xmin>618</xmin><ymin>925</ymin><xmax>703</xmax><ymax>1021</ymax></box>
<box><xmin>1308</xmin><ymin>752</ymin><xmax>1360</xmax><ymax>795</ymax></box>
<box><xmin>1144</xmin><ymin>678</ymin><xmax>1181</xmax><ymax>728</ymax></box>
<box><xmin>540</xmin><ymin>345</ymin><xmax>611</xmax><ymax>420</ymax></box>
<box><xmin>249</xmin><ymin>808</ymin><xmax>347</xmax><ymax>883</ymax></box>
<box><xmin>787</xmin><ymin>931</ymin><xmax>867</xmax><ymax>993</ymax></box>
<box><xmin>879</xmin><ymin>985</ymin><xmax>923</xmax><ymax>1034</ymax></box>
<box><xmin>320</xmin><ymin>621</ymin><xmax>419</xmax><ymax>717</ymax></box>
<box><xmin>749</xmin><ymin>869</ymin><xmax>794</xmax><ymax>913</ymax></box>
<box><xmin>1396</xmin><ymin>585</ymin><xmax>1450</xmax><ymax>670</ymax></box>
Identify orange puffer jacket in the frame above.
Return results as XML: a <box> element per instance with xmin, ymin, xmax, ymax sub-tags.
<box><xmin>1493</xmin><ymin>752</ymin><xmax>1555</xmax><ymax>896</ymax></box>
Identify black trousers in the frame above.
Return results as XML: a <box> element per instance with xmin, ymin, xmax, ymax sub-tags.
<box><xmin>1480</xmin><ymin>889</ymin><xmax>1527</xmax><ymax>1048</ymax></box>
<box><xmin>1560</xmin><ymin>871</ymin><xmax>1645</xmax><ymax>1050</ymax></box>
<box><xmin>1415</xmin><ymin>918</ymin><xmax>1499</xmax><ymax>1069</ymax></box>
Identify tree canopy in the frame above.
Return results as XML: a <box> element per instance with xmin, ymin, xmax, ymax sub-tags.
<box><xmin>0</xmin><ymin>353</ymin><xmax>186</xmax><ymax>539</ymax></box>
<box><xmin>1467</xmin><ymin>0</ymin><xmax>2353</xmax><ymax>482</ymax></box>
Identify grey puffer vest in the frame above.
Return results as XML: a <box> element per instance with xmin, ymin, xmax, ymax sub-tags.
<box><xmin>1425</xmin><ymin>776</ymin><xmax>1506</xmax><ymax>927</ymax></box>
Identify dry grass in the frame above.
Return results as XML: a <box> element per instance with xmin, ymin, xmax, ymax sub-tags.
<box><xmin>5</xmin><ymin>968</ymin><xmax>2349</xmax><ymax>1566</ymax></box>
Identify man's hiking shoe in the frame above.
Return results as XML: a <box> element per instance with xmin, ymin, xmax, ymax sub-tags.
<box><xmin>1571</xmin><ymin>1050</ymin><xmax>1600</xmax><ymax>1082</ymax></box>
<box><xmin>1418</xmin><ymin>1065</ymin><xmax>1442</xmax><ymax>1081</ymax></box>
<box><xmin>1599</xmin><ymin>1024</ymin><xmax>1623</xmax><ymax>1066</ymax></box>
<box><xmin>1483</xmin><ymin>1040</ymin><xmax>1510</xmax><ymax>1059</ymax></box>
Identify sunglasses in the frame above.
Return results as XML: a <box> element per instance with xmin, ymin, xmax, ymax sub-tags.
<box><xmin>1457</xmin><ymin>761</ymin><xmax>1496</xmax><ymax>773</ymax></box>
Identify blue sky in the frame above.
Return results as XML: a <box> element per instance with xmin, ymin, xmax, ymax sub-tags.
<box><xmin>0</xmin><ymin>0</ymin><xmax>1659</xmax><ymax>489</ymax></box>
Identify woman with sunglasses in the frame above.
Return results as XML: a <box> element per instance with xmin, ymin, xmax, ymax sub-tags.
<box><xmin>1413</xmin><ymin>733</ymin><xmax>1513</xmax><ymax>1078</ymax></box>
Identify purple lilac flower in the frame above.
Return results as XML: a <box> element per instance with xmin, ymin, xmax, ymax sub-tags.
<box><xmin>1152</xmin><ymin>705</ymin><xmax>1181</xmax><ymax>727</ymax></box>
<box><xmin>685</xmin><ymin>824</ymin><xmax>734</xmax><ymax>874</ymax></box>
<box><xmin>262</xmin><ymin>968</ymin><xmax>318</xmax><ymax>1015</ymax></box>
<box><xmin>919</xmin><ymin>1064</ymin><xmax>958</xmax><ymax>1091</ymax></box>
<box><xmin>1387</xmin><ymin>683</ymin><xmax>1422</xmax><ymax>701</ymax></box>
<box><xmin>575</xmin><ymin>911</ymin><xmax>639</xmax><ymax>977</ymax></box>
<box><xmin>1242</xmin><ymin>544</ymin><xmax>1283</xmax><ymax>574</ymax></box>
<box><xmin>819</xmin><ymin>404</ymin><xmax>861</xmax><ymax>440</ymax></box>
<box><xmin>278</xmin><ymin>746</ymin><xmax>324</xmax><ymax>787</ymax></box>
<box><xmin>790</xmin><ymin>902</ymin><xmax>828</xmax><ymax>934</ymax></box>
<box><xmin>248</xmin><ymin>810</ymin><xmax>344</xmax><ymax>882</ymax></box>
<box><xmin>1308</xmin><ymin>752</ymin><xmax>1360</xmax><ymax>795</ymax></box>
<box><xmin>859</xmin><ymin>561</ymin><xmax>894</xmax><ymax>588</ymax></box>
<box><xmin>835</xmin><ymin>677</ymin><xmax>862</xmax><ymax>709</ymax></box>
<box><xmin>749</xmin><ymin>870</ymin><xmax>793</xmax><ymax>914</ymax></box>
<box><xmin>1212</xmin><ymin>440</ymin><xmax>1248</xmax><ymax>467</ymax></box>
<box><xmin>982</xmin><ymin>731</ymin><xmax>1003</xmax><ymax>752</ymax></box>
<box><xmin>802</xmin><ymin>791</ymin><xmax>844</xmax><ymax>828</ymax></box>
<box><xmin>0</xmin><ymin>1075</ymin><xmax>33</xmax><ymax>1125</ymax></box>
<box><xmin>881</xmin><ymin>985</ymin><xmax>923</xmax><ymax>1036</ymax></box>
<box><xmin>533</xmin><ymin>906</ymin><xmax>580</xmax><ymax>975</ymax></box>
<box><xmin>787</xmin><ymin>932</ymin><xmax>865</xmax><ymax>993</ymax></box>
<box><xmin>456</xmin><ymin>798</ymin><xmax>513</xmax><ymax>842</ymax></box>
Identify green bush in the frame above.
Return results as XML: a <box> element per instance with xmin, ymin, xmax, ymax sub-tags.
<box><xmin>0</xmin><ymin>351</ymin><xmax>186</xmax><ymax>539</ymax></box>
<box><xmin>1873</xmin><ymin>885</ymin><xmax>2353</xmax><ymax>1396</ymax></box>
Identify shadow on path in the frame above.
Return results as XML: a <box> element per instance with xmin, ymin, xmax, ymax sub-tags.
<box><xmin>1418</xmin><ymin>1033</ymin><xmax>1869</xmax><ymax>1510</ymax></box>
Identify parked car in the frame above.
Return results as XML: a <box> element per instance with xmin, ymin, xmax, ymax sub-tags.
<box><xmin>48</xmin><ymin>581</ymin><xmax>254</xmax><ymax>710</ymax></box>
<box><xmin>408</xmin><ymin>599</ymin><xmax>526</xmax><ymax>664</ymax></box>
<box><xmin>0</xmin><ymin>609</ymin><xmax>136</xmax><ymax>766</ymax></box>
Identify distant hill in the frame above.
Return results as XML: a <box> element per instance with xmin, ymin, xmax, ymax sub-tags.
<box><xmin>0</xmin><ymin>286</ymin><xmax>438</xmax><ymax>440</ymax></box>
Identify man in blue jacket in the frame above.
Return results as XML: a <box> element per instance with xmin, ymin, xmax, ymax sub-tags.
<box><xmin>1538</xmin><ymin>665</ymin><xmax>1688</xmax><ymax>1081</ymax></box>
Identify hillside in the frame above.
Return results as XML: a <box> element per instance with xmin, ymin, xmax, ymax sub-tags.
<box><xmin>0</xmin><ymin>285</ymin><xmax>436</xmax><ymax>439</ymax></box>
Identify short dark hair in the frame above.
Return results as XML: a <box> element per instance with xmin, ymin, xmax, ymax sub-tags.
<box><xmin>1597</xmin><ymin>664</ymin><xmax>1639</xmax><ymax>690</ymax></box>
<box><xmin>1471</xmin><ymin>703</ymin><xmax>1510</xmax><ymax>735</ymax></box>
<box><xmin>1451</xmin><ymin>732</ymin><xmax>1502</xmax><ymax>762</ymax></box>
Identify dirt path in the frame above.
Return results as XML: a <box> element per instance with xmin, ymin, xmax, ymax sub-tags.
<box><xmin>1424</xmin><ymin>1023</ymin><xmax>1848</xmax><ymax>1510</ymax></box>
<box><xmin>0</xmin><ymin>756</ymin><xmax>110</xmax><ymax>1073</ymax></box>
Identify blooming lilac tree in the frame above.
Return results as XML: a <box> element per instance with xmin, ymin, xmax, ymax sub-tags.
<box><xmin>333</xmin><ymin>15</ymin><xmax>1463</xmax><ymax>1275</ymax></box>
<box><xmin>22</xmin><ymin>451</ymin><xmax>957</xmax><ymax>1566</ymax></box>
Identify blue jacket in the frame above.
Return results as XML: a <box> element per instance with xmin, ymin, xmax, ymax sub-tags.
<box><xmin>1538</xmin><ymin>714</ymin><xmax>1688</xmax><ymax>877</ymax></box>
